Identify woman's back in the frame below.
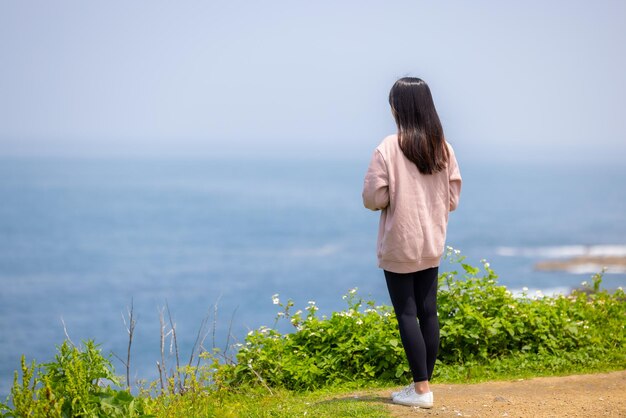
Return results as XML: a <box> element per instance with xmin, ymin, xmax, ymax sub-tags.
<box><xmin>362</xmin><ymin>133</ymin><xmax>461</xmax><ymax>273</ymax></box>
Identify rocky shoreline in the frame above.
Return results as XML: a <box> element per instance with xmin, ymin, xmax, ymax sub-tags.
<box><xmin>535</xmin><ymin>255</ymin><xmax>626</xmax><ymax>273</ymax></box>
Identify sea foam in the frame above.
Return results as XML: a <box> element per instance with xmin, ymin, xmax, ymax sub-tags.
<box><xmin>496</xmin><ymin>245</ymin><xmax>626</xmax><ymax>258</ymax></box>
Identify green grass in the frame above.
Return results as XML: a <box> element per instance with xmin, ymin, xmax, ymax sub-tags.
<box><xmin>434</xmin><ymin>348</ymin><xmax>626</xmax><ymax>383</ymax></box>
<box><xmin>143</xmin><ymin>385</ymin><xmax>390</xmax><ymax>418</ymax></box>
<box><xmin>140</xmin><ymin>350</ymin><xmax>625</xmax><ymax>417</ymax></box>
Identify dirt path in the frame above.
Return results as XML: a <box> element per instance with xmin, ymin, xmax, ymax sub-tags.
<box><xmin>373</xmin><ymin>370</ymin><xmax>625</xmax><ymax>417</ymax></box>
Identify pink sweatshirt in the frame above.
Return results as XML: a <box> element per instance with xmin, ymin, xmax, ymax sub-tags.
<box><xmin>362</xmin><ymin>134</ymin><xmax>462</xmax><ymax>273</ymax></box>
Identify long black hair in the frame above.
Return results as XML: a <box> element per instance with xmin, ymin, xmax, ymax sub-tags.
<box><xmin>389</xmin><ymin>77</ymin><xmax>448</xmax><ymax>174</ymax></box>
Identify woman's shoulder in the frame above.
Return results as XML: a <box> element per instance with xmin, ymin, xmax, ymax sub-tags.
<box><xmin>376</xmin><ymin>134</ymin><xmax>398</xmax><ymax>152</ymax></box>
<box><xmin>445</xmin><ymin>140</ymin><xmax>459</xmax><ymax>156</ymax></box>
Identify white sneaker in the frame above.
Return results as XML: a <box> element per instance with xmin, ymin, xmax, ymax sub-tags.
<box><xmin>391</xmin><ymin>383</ymin><xmax>414</xmax><ymax>399</ymax></box>
<box><xmin>392</xmin><ymin>388</ymin><xmax>433</xmax><ymax>408</ymax></box>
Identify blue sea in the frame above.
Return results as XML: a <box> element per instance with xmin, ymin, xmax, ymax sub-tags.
<box><xmin>1</xmin><ymin>157</ymin><xmax>625</xmax><ymax>396</ymax></box>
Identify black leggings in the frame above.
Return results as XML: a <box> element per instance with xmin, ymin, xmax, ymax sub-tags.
<box><xmin>384</xmin><ymin>267</ymin><xmax>439</xmax><ymax>382</ymax></box>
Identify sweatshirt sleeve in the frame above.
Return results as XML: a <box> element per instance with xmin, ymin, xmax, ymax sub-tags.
<box><xmin>362</xmin><ymin>149</ymin><xmax>389</xmax><ymax>211</ymax></box>
<box><xmin>448</xmin><ymin>145</ymin><xmax>462</xmax><ymax>212</ymax></box>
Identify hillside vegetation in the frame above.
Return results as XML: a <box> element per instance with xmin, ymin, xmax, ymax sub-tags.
<box><xmin>2</xmin><ymin>249</ymin><xmax>624</xmax><ymax>417</ymax></box>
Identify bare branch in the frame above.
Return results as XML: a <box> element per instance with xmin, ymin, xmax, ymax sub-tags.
<box><xmin>248</xmin><ymin>363</ymin><xmax>273</xmax><ymax>395</ymax></box>
<box><xmin>188</xmin><ymin>312</ymin><xmax>209</xmax><ymax>369</ymax></box>
<box><xmin>211</xmin><ymin>294</ymin><xmax>222</xmax><ymax>350</ymax></box>
<box><xmin>112</xmin><ymin>351</ymin><xmax>126</xmax><ymax>367</ymax></box>
<box><xmin>124</xmin><ymin>299</ymin><xmax>136</xmax><ymax>391</ymax></box>
<box><xmin>187</xmin><ymin>307</ymin><xmax>213</xmax><ymax>381</ymax></box>
<box><xmin>166</xmin><ymin>302</ymin><xmax>182</xmax><ymax>392</ymax></box>
<box><xmin>60</xmin><ymin>317</ymin><xmax>76</xmax><ymax>347</ymax></box>
<box><xmin>223</xmin><ymin>306</ymin><xmax>239</xmax><ymax>360</ymax></box>
<box><xmin>156</xmin><ymin>361</ymin><xmax>165</xmax><ymax>395</ymax></box>
<box><xmin>158</xmin><ymin>307</ymin><xmax>167</xmax><ymax>393</ymax></box>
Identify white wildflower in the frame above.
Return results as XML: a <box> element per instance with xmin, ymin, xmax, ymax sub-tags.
<box><xmin>272</xmin><ymin>294</ymin><xmax>280</xmax><ymax>305</ymax></box>
<box><xmin>581</xmin><ymin>281</ymin><xmax>588</xmax><ymax>287</ymax></box>
<box><xmin>307</xmin><ymin>300</ymin><xmax>316</xmax><ymax>305</ymax></box>
<box><xmin>484</xmin><ymin>262</ymin><xmax>490</xmax><ymax>268</ymax></box>
<box><xmin>349</xmin><ymin>288</ymin><xmax>357</xmax><ymax>295</ymax></box>
<box><xmin>356</xmin><ymin>319</ymin><xmax>363</xmax><ymax>325</ymax></box>
<box><xmin>522</xmin><ymin>287</ymin><xmax>529</xmax><ymax>292</ymax></box>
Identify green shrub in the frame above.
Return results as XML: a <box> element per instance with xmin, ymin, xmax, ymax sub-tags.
<box><xmin>438</xmin><ymin>249</ymin><xmax>625</xmax><ymax>364</ymax></box>
<box><xmin>222</xmin><ymin>248</ymin><xmax>625</xmax><ymax>390</ymax></box>
<box><xmin>1</xmin><ymin>340</ymin><xmax>151</xmax><ymax>418</ymax></box>
<box><xmin>221</xmin><ymin>290</ymin><xmax>405</xmax><ymax>391</ymax></box>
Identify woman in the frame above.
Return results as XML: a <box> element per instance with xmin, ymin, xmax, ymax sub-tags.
<box><xmin>362</xmin><ymin>77</ymin><xmax>462</xmax><ymax>408</ymax></box>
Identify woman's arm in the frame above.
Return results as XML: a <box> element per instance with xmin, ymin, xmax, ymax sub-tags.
<box><xmin>362</xmin><ymin>149</ymin><xmax>390</xmax><ymax>211</ymax></box>
<box><xmin>448</xmin><ymin>146</ymin><xmax>462</xmax><ymax>212</ymax></box>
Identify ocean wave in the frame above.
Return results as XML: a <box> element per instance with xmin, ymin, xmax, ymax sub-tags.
<box><xmin>508</xmin><ymin>286</ymin><xmax>572</xmax><ymax>298</ymax></box>
<box><xmin>558</xmin><ymin>263</ymin><xmax>626</xmax><ymax>275</ymax></box>
<box><xmin>287</xmin><ymin>244</ymin><xmax>341</xmax><ymax>257</ymax></box>
<box><xmin>496</xmin><ymin>245</ymin><xmax>626</xmax><ymax>258</ymax></box>
<box><xmin>234</xmin><ymin>244</ymin><xmax>342</xmax><ymax>259</ymax></box>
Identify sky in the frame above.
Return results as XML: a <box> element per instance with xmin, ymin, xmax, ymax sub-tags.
<box><xmin>0</xmin><ymin>0</ymin><xmax>625</xmax><ymax>163</ymax></box>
